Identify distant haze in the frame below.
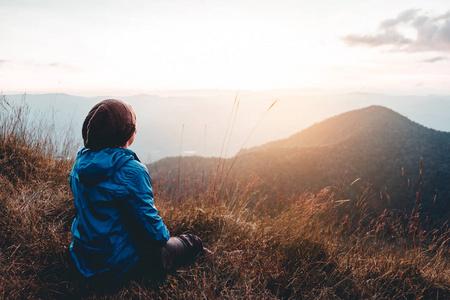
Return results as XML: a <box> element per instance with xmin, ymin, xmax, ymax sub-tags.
<box><xmin>4</xmin><ymin>90</ymin><xmax>450</xmax><ymax>162</ymax></box>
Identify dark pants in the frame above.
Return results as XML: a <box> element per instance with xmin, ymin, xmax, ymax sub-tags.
<box><xmin>127</xmin><ymin>234</ymin><xmax>204</xmax><ymax>280</ymax></box>
<box><xmin>85</xmin><ymin>234</ymin><xmax>204</xmax><ymax>286</ymax></box>
<box><xmin>159</xmin><ymin>234</ymin><xmax>204</xmax><ymax>271</ymax></box>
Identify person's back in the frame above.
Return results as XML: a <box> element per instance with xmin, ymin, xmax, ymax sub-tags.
<box><xmin>69</xmin><ymin>99</ymin><xmax>205</xmax><ymax>281</ymax></box>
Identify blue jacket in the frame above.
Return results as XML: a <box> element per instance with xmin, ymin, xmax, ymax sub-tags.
<box><xmin>69</xmin><ymin>147</ymin><xmax>170</xmax><ymax>278</ymax></box>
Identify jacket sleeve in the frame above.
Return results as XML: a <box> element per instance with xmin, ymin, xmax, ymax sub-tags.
<box><xmin>125</xmin><ymin>167</ymin><xmax>170</xmax><ymax>246</ymax></box>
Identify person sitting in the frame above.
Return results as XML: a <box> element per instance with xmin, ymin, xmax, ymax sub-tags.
<box><xmin>69</xmin><ymin>99</ymin><xmax>207</xmax><ymax>283</ymax></box>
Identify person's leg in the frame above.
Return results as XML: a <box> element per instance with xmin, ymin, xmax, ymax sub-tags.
<box><xmin>131</xmin><ymin>233</ymin><xmax>205</xmax><ymax>280</ymax></box>
<box><xmin>160</xmin><ymin>234</ymin><xmax>204</xmax><ymax>271</ymax></box>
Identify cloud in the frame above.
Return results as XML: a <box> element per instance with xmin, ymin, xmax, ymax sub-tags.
<box><xmin>342</xmin><ymin>9</ymin><xmax>450</xmax><ymax>53</ymax></box>
<box><xmin>48</xmin><ymin>62</ymin><xmax>78</xmax><ymax>70</ymax></box>
<box><xmin>21</xmin><ymin>60</ymin><xmax>79</xmax><ymax>71</ymax></box>
<box><xmin>0</xmin><ymin>59</ymin><xmax>10</xmax><ymax>66</ymax></box>
<box><xmin>423</xmin><ymin>56</ymin><xmax>447</xmax><ymax>63</ymax></box>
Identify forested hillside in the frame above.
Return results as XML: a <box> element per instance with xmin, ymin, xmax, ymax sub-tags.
<box><xmin>150</xmin><ymin>106</ymin><xmax>450</xmax><ymax>223</ymax></box>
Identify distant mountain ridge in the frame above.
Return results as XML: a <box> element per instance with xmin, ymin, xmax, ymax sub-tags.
<box><xmin>6</xmin><ymin>92</ymin><xmax>450</xmax><ymax>162</ymax></box>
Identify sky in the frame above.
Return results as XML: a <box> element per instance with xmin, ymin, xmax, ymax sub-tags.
<box><xmin>1</xmin><ymin>0</ymin><xmax>450</xmax><ymax>95</ymax></box>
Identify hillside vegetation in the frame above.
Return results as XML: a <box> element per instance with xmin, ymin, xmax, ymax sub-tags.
<box><xmin>152</xmin><ymin>106</ymin><xmax>450</xmax><ymax>224</ymax></box>
<box><xmin>2</xmin><ymin>100</ymin><xmax>450</xmax><ymax>299</ymax></box>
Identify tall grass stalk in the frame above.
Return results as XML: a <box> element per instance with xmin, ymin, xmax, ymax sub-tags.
<box><xmin>216</xmin><ymin>92</ymin><xmax>239</xmax><ymax>176</ymax></box>
<box><xmin>212</xmin><ymin>93</ymin><xmax>239</xmax><ymax>202</ymax></box>
<box><xmin>217</xmin><ymin>99</ymin><xmax>240</xmax><ymax>188</ymax></box>
<box><xmin>176</xmin><ymin>123</ymin><xmax>185</xmax><ymax>201</ymax></box>
<box><xmin>202</xmin><ymin>124</ymin><xmax>207</xmax><ymax>189</ymax></box>
<box><xmin>218</xmin><ymin>99</ymin><xmax>278</xmax><ymax>197</ymax></box>
<box><xmin>0</xmin><ymin>94</ymin><xmax>79</xmax><ymax>160</ymax></box>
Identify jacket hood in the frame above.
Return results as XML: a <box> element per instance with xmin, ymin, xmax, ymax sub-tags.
<box><xmin>72</xmin><ymin>148</ymin><xmax>139</xmax><ymax>187</ymax></box>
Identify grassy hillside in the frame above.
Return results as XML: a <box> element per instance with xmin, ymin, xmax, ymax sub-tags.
<box><xmin>152</xmin><ymin>106</ymin><xmax>450</xmax><ymax>224</ymax></box>
<box><xmin>3</xmin><ymin>100</ymin><xmax>450</xmax><ymax>299</ymax></box>
<box><xmin>243</xmin><ymin>106</ymin><xmax>450</xmax><ymax>222</ymax></box>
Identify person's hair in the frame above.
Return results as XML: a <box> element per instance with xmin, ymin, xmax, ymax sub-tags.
<box><xmin>82</xmin><ymin>99</ymin><xmax>136</xmax><ymax>150</ymax></box>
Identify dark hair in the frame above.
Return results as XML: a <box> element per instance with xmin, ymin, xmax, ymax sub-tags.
<box><xmin>82</xmin><ymin>99</ymin><xmax>136</xmax><ymax>150</ymax></box>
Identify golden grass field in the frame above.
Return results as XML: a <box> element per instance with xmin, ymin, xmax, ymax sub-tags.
<box><xmin>2</xmin><ymin>98</ymin><xmax>450</xmax><ymax>299</ymax></box>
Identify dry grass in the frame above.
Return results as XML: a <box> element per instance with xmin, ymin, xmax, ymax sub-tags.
<box><xmin>2</xmin><ymin>97</ymin><xmax>450</xmax><ymax>299</ymax></box>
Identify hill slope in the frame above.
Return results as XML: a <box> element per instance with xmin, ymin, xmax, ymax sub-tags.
<box><xmin>4</xmin><ymin>100</ymin><xmax>450</xmax><ymax>298</ymax></box>
<box><xmin>237</xmin><ymin>106</ymin><xmax>450</xmax><ymax>218</ymax></box>
<box><xmin>152</xmin><ymin>106</ymin><xmax>450</xmax><ymax>221</ymax></box>
<box><xmin>261</xmin><ymin>105</ymin><xmax>432</xmax><ymax>148</ymax></box>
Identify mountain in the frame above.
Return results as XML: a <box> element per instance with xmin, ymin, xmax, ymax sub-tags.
<box><xmin>5</xmin><ymin>92</ymin><xmax>450</xmax><ymax>163</ymax></box>
<box><xmin>259</xmin><ymin>105</ymin><xmax>427</xmax><ymax>149</ymax></box>
<box><xmin>151</xmin><ymin>106</ymin><xmax>450</xmax><ymax>222</ymax></box>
